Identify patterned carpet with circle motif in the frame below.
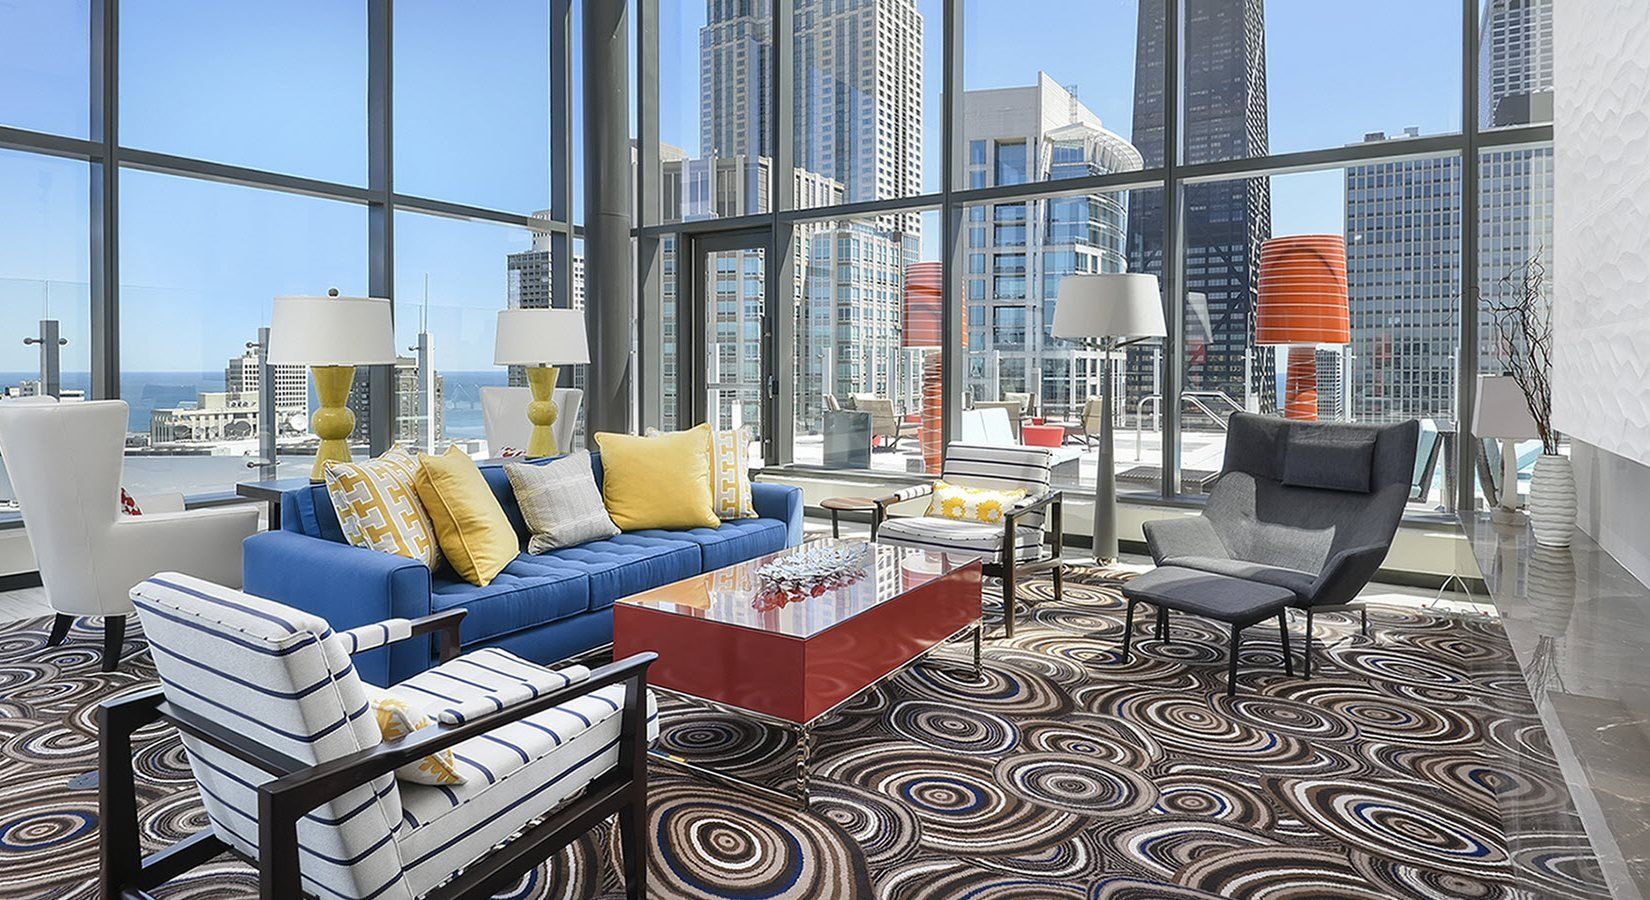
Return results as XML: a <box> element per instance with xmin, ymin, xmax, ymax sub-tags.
<box><xmin>0</xmin><ymin>568</ymin><xmax>1610</xmax><ymax>899</ymax></box>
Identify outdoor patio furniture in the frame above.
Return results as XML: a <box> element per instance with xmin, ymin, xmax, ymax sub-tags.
<box><xmin>1022</xmin><ymin>422</ymin><xmax>1065</xmax><ymax>448</ymax></box>
<box><xmin>970</xmin><ymin>401</ymin><xmax>1024</xmax><ymax>440</ymax></box>
<box><xmin>848</xmin><ymin>394</ymin><xmax>913</xmax><ymax>450</ymax></box>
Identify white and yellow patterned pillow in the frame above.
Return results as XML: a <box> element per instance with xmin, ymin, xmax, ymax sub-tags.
<box><xmin>926</xmin><ymin>479</ymin><xmax>1028</xmax><ymax>526</ymax></box>
<box><xmin>644</xmin><ymin>425</ymin><xmax>755</xmax><ymax>520</ymax></box>
<box><xmin>325</xmin><ymin>446</ymin><xmax>443</xmax><ymax>569</ymax></box>
<box><xmin>366</xmin><ymin>693</ymin><xmax>466</xmax><ymax>786</ymax></box>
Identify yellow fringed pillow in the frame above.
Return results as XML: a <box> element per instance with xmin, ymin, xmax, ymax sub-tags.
<box><xmin>414</xmin><ymin>446</ymin><xmax>519</xmax><ymax>587</ymax></box>
<box><xmin>926</xmin><ymin>480</ymin><xmax>1028</xmax><ymax>525</ymax></box>
<box><xmin>594</xmin><ymin>426</ymin><xmax>720</xmax><ymax>530</ymax></box>
<box><xmin>366</xmin><ymin>693</ymin><xmax>466</xmax><ymax>786</ymax></box>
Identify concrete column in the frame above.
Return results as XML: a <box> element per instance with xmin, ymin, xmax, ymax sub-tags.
<box><xmin>583</xmin><ymin>0</ymin><xmax>633</xmax><ymax>433</ymax></box>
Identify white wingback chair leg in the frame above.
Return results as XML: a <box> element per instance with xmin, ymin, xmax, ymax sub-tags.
<box><xmin>0</xmin><ymin>400</ymin><xmax>260</xmax><ymax>671</ymax></box>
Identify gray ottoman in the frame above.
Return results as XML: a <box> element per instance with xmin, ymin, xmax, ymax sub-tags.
<box><xmin>1121</xmin><ymin>566</ymin><xmax>1296</xmax><ymax>696</ymax></box>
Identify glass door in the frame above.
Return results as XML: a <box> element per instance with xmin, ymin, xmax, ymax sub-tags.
<box><xmin>685</xmin><ymin>230</ymin><xmax>771</xmax><ymax>465</ymax></box>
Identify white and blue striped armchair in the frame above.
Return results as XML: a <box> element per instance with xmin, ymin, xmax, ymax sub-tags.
<box><xmin>100</xmin><ymin>573</ymin><xmax>657</xmax><ymax>900</ymax></box>
<box><xmin>870</xmin><ymin>443</ymin><xmax>1065</xmax><ymax>637</ymax></box>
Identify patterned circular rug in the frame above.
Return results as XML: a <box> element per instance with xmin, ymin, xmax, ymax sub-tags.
<box><xmin>0</xmin><ymin>568</ymin><xmax>1608</xmax><ymax>899</ymax></box>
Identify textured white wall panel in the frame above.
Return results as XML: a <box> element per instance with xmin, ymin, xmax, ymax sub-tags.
<box><xmin>1552</xmin><ymin>0</ymin><xmax>1650</xmax><ymax>465</ymax></box>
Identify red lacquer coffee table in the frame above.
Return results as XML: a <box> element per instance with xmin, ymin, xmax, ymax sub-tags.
<box><xmin>613</xmin><ymin>539</ymin><xmax>983</xmax><ymax>805</ymax></box>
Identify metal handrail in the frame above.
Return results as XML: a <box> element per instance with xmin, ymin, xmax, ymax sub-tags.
<box><xmin>1133</xmin><ymin>390</ymin><xmax>1246</xmax><ymax>457</ymax></box>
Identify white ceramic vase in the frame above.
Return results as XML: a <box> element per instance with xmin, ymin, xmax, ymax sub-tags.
<box><xmin>1528</xmin><ymin>454</ymin><xmax>1577</xmax><ymax>548</ymax></box>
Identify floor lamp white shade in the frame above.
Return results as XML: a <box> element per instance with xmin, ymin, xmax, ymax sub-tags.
<box><xmin>1474</xmin><ymin>374</ymin><xmax>1539</xmax><ymax>522</ymax></box>
<box><xmin>1052</xmin><ymin>273</ymin><xmax>1167</xmax><ymax>562</ymax></box>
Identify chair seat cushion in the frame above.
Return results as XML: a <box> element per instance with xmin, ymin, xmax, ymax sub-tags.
<box><xmin>386</xmin><ymin>648</ymin><xmax>658</xmax><ymax>898</ymax></box>
<box><xmin>509</xmin><ymin>534</ymin><xmax>702</xmax><ymax>611</ymax></box>
<box><xmin>1154</xmin><ymin>555</ymin><xmax>1318</xmax><ymax>602</ymax></box>
<box><xmin>1122</xmin><ymin>566</ymin><xmax>1297</xmax><ymax>622</ymax></box>
<box><xmin>876</xmin><ymin>516</ymin><xmax>1044</xmax><ymax>563</ymax></box>
<box><xmin>429</xmin><ymin>563</ymin><xmax>590</xmax><ymax>646</ymax></box>
<box><xmin>630</xmin><ymin>517</ymin><xmax>789</xmax><ymax>571</ymax></box>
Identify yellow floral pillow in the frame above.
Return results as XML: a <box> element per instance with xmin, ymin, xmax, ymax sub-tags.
<box><xmin>367</xmin><ymin>693</ymin><xmax>465</xmax><ymax>786</ymax></box>
<box><xmin>926</xmin><ymin>480</ymin><xmax>1028</xmax><ymax>526</ymax></box>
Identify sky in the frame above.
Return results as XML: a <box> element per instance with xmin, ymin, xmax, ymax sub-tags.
<box><xmin>0</xmin><ymin>0</ymin><xmax>1464</xmax><ymax>374</ymax></box>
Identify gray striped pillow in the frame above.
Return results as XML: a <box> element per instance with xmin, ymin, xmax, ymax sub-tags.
<box><xmin>505</xmin><ymin>453</ymin><xmax>620</xmax><ymax>552</ymax></box>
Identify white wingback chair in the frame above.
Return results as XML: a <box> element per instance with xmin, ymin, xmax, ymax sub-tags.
<box><xmin>480</xmin><ymin>385</ymin><xmax>583</xmax><ymax>456</ymax></box>
<box><xmin>0</xmin><ymin>400</ymin><xmax>258</xmax><ymax>670</ymax></box>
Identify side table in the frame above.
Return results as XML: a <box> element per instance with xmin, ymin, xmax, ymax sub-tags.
<box><xmin>820</xmin><ymin>496</ymin><xmax>878</xmax><ymax>539</ymax></box>
<box><xmin>235</xmin><ymin>477</ymin><xmax>313</xmax><ymax>531</ymax></box>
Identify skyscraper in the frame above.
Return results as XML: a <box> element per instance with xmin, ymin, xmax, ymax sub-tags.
<box><xmin>693</xmin><ymin>0</ymin><xmax>925</xmax><ymax>438</ymax></box>
<box><xmin>1345</xmin><ymin>134</ymin><xmax>1462</xmax><ymax>424</ymax></box>
<box><xmin>1127</xmin><ymin>0</ymin><xmax>1274</xmax><ymax>415</ymax></box>
<box><xmin>225</xmin><ymin>346</ymin><xmax>309</xmax><ymax>433</ymax></box>
<box><xmin>962</xmin><ymin>74</ymin><xmax>1143</xmax><ymax>417</ymax></box>
<box><xmin>504</xmin><ymin>212</ymin><xmax>587</xmax><ymax>389</ymax></box>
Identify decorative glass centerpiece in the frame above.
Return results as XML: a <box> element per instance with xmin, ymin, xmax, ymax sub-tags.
<box><xmin>752</xmin><ymin>541</ymin><xmax>871</xmax><ymax>610</ymax></box>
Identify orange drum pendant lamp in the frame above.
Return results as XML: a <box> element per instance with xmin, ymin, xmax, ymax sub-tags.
<box><xmin>902</xmin><ymin>262</ymin><xmax>948</xmax><ymax>473</ymax></box>
<box><xmin>1256</xmin><ymin>235</ymin><xmax>1349</xmax><ymax>421</ymax></box>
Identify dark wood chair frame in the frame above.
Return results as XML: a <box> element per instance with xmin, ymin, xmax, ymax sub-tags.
<box><xmin>98</xmin><ymin>608</ymin><xmax>658</xmax><ymax>900</ymax></box>
<box><xmin>48</xmin><ymin>612</ymin><xmax>126</xmax><ymax>673</ymax></box>
<box><xmin>870</xmin><ymin>489</ymin><xmax>1064</xmax><ymax>638</ymax></box>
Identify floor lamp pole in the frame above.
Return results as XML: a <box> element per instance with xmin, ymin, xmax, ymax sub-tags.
<box><xmin>1094</xmin><ymin>339</ymin><xmax>1118</xmax><ymax>564</ymax></box>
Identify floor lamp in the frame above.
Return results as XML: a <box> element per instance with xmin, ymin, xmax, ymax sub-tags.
<box><xmin>1255</xmin><ymin>235</ymin><xmax>1349</xmax><ymax>421</ymax></box>
<box><xmin>1052</xmin><ymin>273</ymin><xmax>1166</xmax><ymax>563</ymax></box>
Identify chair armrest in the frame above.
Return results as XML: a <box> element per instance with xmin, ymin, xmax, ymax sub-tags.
<box><xmin>1005</xmin><ymin>490</ymin><xmax>1063</xmax><ymax>558</ymax></box>
<box><xmin>108</xmin><ymin>505</ymin><xmax>260</xmax><ymax>590</ymax></box>
<box><xmin>1141</xmin><ymin>515</ymin><xmax>1228</xmax><ymax>565</ymax></box>
<box><xmin>870</xmin><ymin>483</ymin><xmax>935</xmax><ymax>536</ymax></box>
<box><xmin>752</xmin><ymin>481</ymin><xmax>805</xmax><ymax>546</ymax></box>
<box><xmin>242</xmin><ymin>530</ymin><xmax>434</xmax><ymax>685</ymax></box>
<box><xmin>1309</xmin><ymin>543</ymin><xmax>1391</xmax><ymax>608</ymax></box>
<box><xmin>1006</xmin><ymin>489</ymin><xmax>1060</xmax><ymax>519</ymax></box>
<box><xmin>335</xmin><ymin>609</ymin><xmax>465</xmax><ymax>663</ymax></box>
<box><xmin>434</xmin><ymin>663</ymin><xmax>593</xmax><ymax>724</ymax></box>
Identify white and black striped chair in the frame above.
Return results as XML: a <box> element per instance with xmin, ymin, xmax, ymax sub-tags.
<box><xmin>99</xmin><ymin>573</ymin><xmax>657</xmax><ymax>900</ymax></box>
<box><xmin>870</xmin><ymin>443</ymin><xmax>1064</xmax><ymax>637</ymax></box>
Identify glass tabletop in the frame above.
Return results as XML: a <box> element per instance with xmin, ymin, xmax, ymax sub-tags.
<box><xmin>616</xmin><ymin>539</ymin><xmax>981</xmax><ymax>639</ymax></box>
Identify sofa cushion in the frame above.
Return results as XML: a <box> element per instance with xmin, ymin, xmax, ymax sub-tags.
<box><xmin>1155</xmin><ymin>555</ymin><xmax>1317</xmax><ymax>602</ymax></box>
<box><xmin>509</xmin><ymin>534</ymin><xmax>701</xmax><ymax>611</ymax></box>
<box><xmin>283</xmin><ymin>481</ymin><xmax>349</xmax><ymax>543</ymax></box>
<box><xmin>429</xmin><ymin>561</ymin><xmax>590</xmax><ymax>645</ymax></box>
<box><xmin>631</xmin><ymin>517</ymin><xmax>789</xmax><ymax>572</ymax></box>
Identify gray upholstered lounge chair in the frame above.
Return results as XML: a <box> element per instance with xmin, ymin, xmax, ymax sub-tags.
<box><xmin>1142</xmin><ymin>412</ymin><xmax>1419</xmax><ymax>676</ymax></box>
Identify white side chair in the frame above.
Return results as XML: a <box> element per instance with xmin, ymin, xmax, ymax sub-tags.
<box><xmin>479</xmin><ymin>385</ymin><xmax>583</xmax><ymax>457</ymax></box>
<box><xmin>101</xmin><ymin>573</ymin><xmax>657</xmax><ymax>899</ymax></box>
<box><xmin>870</xmin><ymin>442</ymin><xmax>1066</xmax><ymax>637</ymax></box>
<box><xmin>0</xmin><ymin>399</ymin><xmax>258</xmax><ymax>670</ymax></box>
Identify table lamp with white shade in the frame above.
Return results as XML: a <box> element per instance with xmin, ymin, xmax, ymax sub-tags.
<box><xmin>1052</xmin><ymin>273</ymin><xmax>1166</xmax><ymax>563</ymax></box>
<box><xmin>1475</xmin><ymin>373</ymin><xmax>1539</xmax><ymax>524</ymax></box>
<box><xmin>268</xmin><ymin>291</ymin><xmax>396</xmax><ymax>481</ymax></box>
<box><xmin>494</xmin><ymin>308</ymin><xmax>590</xmax><ymax>457</ymax></box>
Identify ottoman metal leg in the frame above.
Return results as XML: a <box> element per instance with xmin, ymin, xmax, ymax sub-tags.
<box><xmin>1277</xmin><ymin>611</ymin><xmax>1293</xmax><ymax>677</ymax></box>
<box><xmin>1227</xmin><ymin>623</ymin><xmax>1242</xmax><ymax>697</ymax></box>
<box><xmin>1122</xmin><ymin>598</ymin><xmax>1137</xmax><ymax>661</ymax></box>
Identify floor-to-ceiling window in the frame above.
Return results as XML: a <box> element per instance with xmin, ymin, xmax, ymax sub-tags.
<box><xmin>636</xmin><ymin>0</ymin><xmax>1556</xmax><ymax>521</ymax></box>
<box><xmin>0</xmin><ymin>0</ymin><xmax>581</xmax><ymax>507</ymax></box>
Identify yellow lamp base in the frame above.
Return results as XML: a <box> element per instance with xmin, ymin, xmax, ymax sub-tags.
<box><xmin>310</xmin><ymin>364</ymin><xmax>357</xmax><ymax>481</ymax></box>
<box><xmin>525</xmin><ymin>365</ymin><xmax>561</xmax><ymax>458</ymax></box>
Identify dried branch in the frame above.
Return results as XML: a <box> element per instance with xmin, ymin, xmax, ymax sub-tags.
<box><xmin>1485</xmin><ymin>251</ymin><xmax>1557</xmax><ymax>454</ymax></box>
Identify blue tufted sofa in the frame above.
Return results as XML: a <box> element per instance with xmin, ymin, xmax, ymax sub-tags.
<box><xmin>243</xmin><ymin>453</ymin><xmax>803</xmax><ymax>685</ymax></box>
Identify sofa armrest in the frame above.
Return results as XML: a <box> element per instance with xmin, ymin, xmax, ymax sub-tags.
<box><xmin>752</xmin><ymin>481</ymin><xmax>804</xmax><ymax>547</ymax></box>
<box><xmin>243</xmin><ymin>530</ymin><xmax>434</xmax><ymax>685</ymax></box>
<box><xmin>1141</xmin><ymin>515</ymin><xmax>1228</xmax><ymax>565</ymax></box>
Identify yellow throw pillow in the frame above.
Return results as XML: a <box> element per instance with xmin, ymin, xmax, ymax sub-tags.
<box><xmin>645</xmin><ymin>425</ymin><xmax>755</xmax><ymax>520</ymax></box>
<box><xmin>367</xmin><ymin>692</ymin><xmax>465</xmax><ymax>786</ymax></box>
<box><xmin>594</xmin><ymin>426</ymin><xmax>720</xmax><ymax>531</ymax></box>
<box><xmin>927</xmin><ymin>479</ymin><xmax>1028</xmax><ymax>525</ymax></box>
<box><xmin>324</xmin><ymin>447</ymin><xmax>443</xmax><ymax>569</ymax></box>
<box><xmin>414</xmin><ymin>446</ymin><xmax>519</xmax><ymax>586</ymax></box>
